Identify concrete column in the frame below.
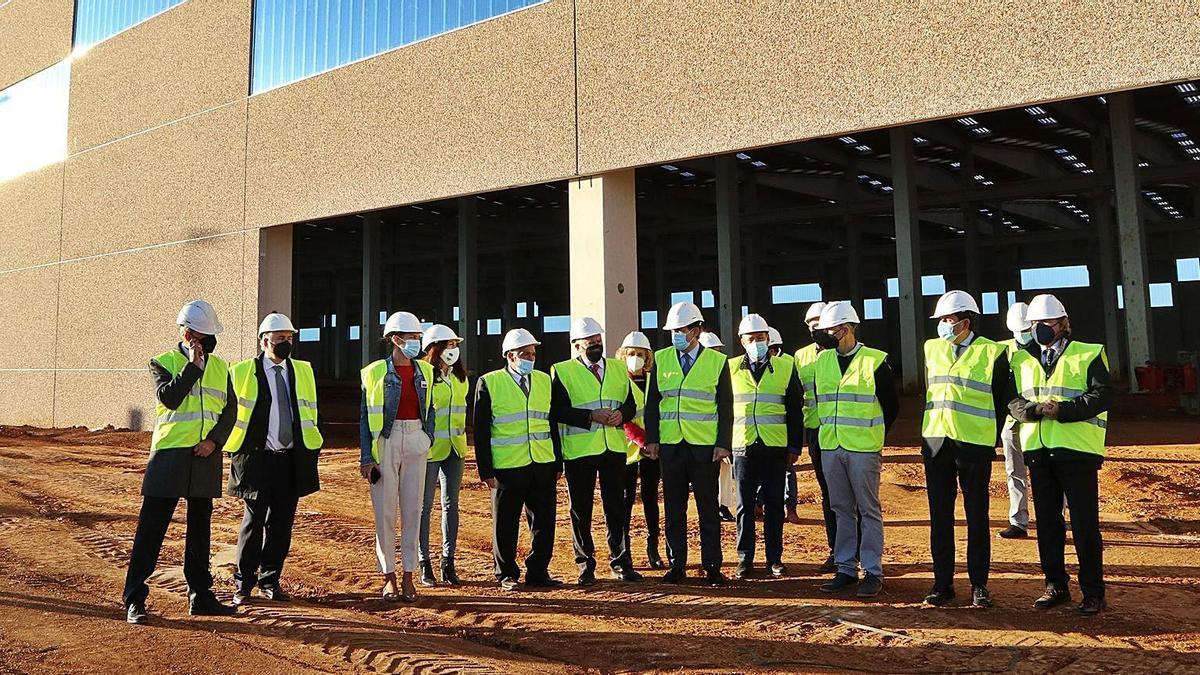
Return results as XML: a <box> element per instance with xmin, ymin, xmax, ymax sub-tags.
<box><xmin>1090</xmin><ymin>133</ymin><xmax>1123</xmax><ymax>379</ymax></box>
<box><xmin>890</xmin><ymin>126</ymin><xmax>924</xmax><ymax>393</ymax></box>
<box><xmin>457</xmin><ymin>197</ymin><xmax>479</xmax><ymax>375</ymax></box>
<box><xmin>257</xmin><ymin>224</ymin><xmax>293</xmax><ymax>320</ymax></box>
<box><xmin>360</xmin><ymin>214</ymin><xmax>382</xmax><ymax>368</ymax></box>
<box><xmin>568</xmin><ymin>170</ymin><xmax>639</xmax><ymax>346</ymax></box>
<box><xmin>716</xmin><ymin>155</ymin><xmax>742</xmax><ymax>345</ymax></box>
<box><xmin>1109</xmin><ymin>92</ymin><xmax>1154</xmax><ymax>383</ymax></box>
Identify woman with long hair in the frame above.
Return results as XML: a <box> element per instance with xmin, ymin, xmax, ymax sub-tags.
<box><xmin>616</xmin><ymin>331</ymin><xmax>665</xmax><ymax>569</ymax></box>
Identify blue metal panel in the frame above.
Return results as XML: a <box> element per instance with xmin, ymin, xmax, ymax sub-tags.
<box><xmin>74</xmin><ymin>0</ymin><xmax>188</xmax><ymax>50</ymax></box>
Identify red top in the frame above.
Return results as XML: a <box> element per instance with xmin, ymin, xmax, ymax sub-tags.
<box><xmin>394</xmin><ymin>363</ymin><xmax>421</xmax><ymax>420</ymax></box>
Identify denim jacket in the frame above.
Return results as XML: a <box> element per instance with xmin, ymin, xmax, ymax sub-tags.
<box><xmin>359</xmin><ymin>354</ymin><xmax>435</xmax><ymax>465</ymax></box>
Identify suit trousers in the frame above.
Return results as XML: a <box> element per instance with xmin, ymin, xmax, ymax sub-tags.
<box><xmin>122</xmin><ymin>496</ymin><xmax>213</xmax><ymax>605</ymax></box>
<box><xmin>660</xmin><ymin>443</ymin><xmax>722</xmax><ymax>572</ymax></box>
<box><xmin>1029</xmin><ymin>457</ymin><xmax>1104</xmax><ymax>599</ymax></box>
<box><xmin>234</xmin><ymin>450</ymin><xmax>298</xmax><ymax>592</ymax></box>
<box><xmin>565</xmin><ymin>450</ymin><xmax>629</xmax><ymax>573</ymax></box>
<box><xmin>734</xmin><ymin>444</ymin><xmax>788</xmax><ymax>565</ymax></box>
<box><xmin>922</xmin><ymin>445</ymin><xmax>992</xmax><ymax>590</ymax></box>
<box><xmin>491</xmin><ymin>462</ymin><xmax>558</xmax><ymax>581</ymax></box>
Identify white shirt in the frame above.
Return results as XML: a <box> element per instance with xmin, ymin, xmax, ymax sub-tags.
<box><xmin>578</xmin><ymin>355</ymin><xmax>605</xmax><ymax>380</ymax></box>
<box><xmin>262</xmin><ymin>354</ymin><xmax>294</xmax><ymax>450</ymax></box>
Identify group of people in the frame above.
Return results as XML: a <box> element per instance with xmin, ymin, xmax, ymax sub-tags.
<box><xmin>122</xmin><ymin>287</ymin><xmax>1113</xmax><ymax>625</ymax></box>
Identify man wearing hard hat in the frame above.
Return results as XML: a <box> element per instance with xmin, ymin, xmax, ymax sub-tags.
<box><xmin>474</xmin><ymin>328</ymin><xmax>562</xmax><ymax>590</ymax></box>
<box><xmin>225</xmin><ymin>313</ymin><xmax>323</xmax><ymax>607</ymax></box>
<box><xmin>123</xmin><ymin>300</ymin><xmax>237</xmax><ymax>624</ymax></box>
<box><xmin>810</xmin><ymin>301</ymin><xmax>898</xmax><ymax>599</ymax></box>
<box><xmin>920</xmin><ymin>292</ymin><xmax>1014</xmax><ymax>609</ymax></box>
<box><xmin>729</xmin><ymin>314</ymin><xmax>805</xmax><ymax>580</ymax></box>
<box><xmin>765</xmin><ymin>326</ymin><xmax>802</xmax><ymax>526</ymax></box>
<box><xmin>550</xmin><ymin>317</ymin><xmax>639</xmax><ymax>585</ymax></box>
<box><xmin>998</xmin><ymin>302</ymin><xmax>1035</xmax><ymax>540</ymax></box>
<box><xmin>1008</xmin><ymin>294</ymin><xmax>1113</xmax><ymax>616</ymax></box>
<box><xmin>643</xmin><ymin>302</ymin><xmax>734</xmax><ymax>586</ymax></box>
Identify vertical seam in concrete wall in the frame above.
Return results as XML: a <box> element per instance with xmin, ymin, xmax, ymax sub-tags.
<box><xmin>571</xmin><ymin>0</ymin><xmax>580</xmax><ymax>176</ymax></box>
<box><xmin>240</xmin><ymin>97</ymin><xmax>251</xmax><ymax>360</ymax></box>
<box><xmin>51</xmin><ymin>160</ymin><xmax>67</xmax><ymax>427</ymax></box>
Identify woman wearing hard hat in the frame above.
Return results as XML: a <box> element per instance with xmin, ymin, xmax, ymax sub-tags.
<box><xmin>616</xmin><ymin>330</ymin><xmax>665</xmax><ymax>570</ymax></box>
<box><xmin>360</xmin><ymin>311</ymin><xmax>435</xmax><ymax>602</ymax></box>
<box><xmin>417</xmin><ymin>324</ymin><xmax>468</xmax><ymax>587</ymax></box>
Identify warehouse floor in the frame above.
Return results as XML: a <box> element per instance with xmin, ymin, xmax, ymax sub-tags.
<box><xmin>1</xmin><ymin>417</ymin><xmax>1198</xmax><ymax>674</ymax></box>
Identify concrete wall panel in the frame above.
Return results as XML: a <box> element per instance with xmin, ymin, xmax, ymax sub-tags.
<box><xmin>0</xmin><ymin>163</ymin><xmax>63</xmax><ymax>272</ymax></box>
<box><xmin>0</xmin><ymin>371</ymin><xmax>56</xmax><ymax>426</ymax></box>
<box><xmin>0</xmin><ymin>0</ymin><xmax>73</xmax><ymax>90</ymax></box>
<box><xmin>53</xmin><ymin>370</ymin><xmax>156</xmax><ymax>430</ymax></box>
<box><xmin>0</xmin><ymin>267</ymin><xmax>58</xmax><ymax>368</ymax></box>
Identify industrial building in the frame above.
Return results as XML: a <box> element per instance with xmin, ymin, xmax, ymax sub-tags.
<box><xmin>1</xmin><ymin>0</ymin><xmax>1198</xmax><ymax>429</ymax></box>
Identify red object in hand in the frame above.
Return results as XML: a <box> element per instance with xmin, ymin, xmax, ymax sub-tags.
<box><xmin>624</xmin><ymin>422</ymin><xmax>646</xmax><ymax>449</ymax></box>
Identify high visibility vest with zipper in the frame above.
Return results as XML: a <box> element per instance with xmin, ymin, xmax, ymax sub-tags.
<box><xmin>654</xmin><ymin>347</ymin><xmax>726</xmax><ymax>446</ymax></box>
<box><xmin>626</xmin><ymin>379</ymin><xmax>646</xmax><ymax>464</ymax></box>
<box><xmin>151</xmin><ymin>350</ymin><xmax>230</xmax><ymax>451</ymax></box>
<box><xmin>815</xmin><ymin>346</ymin><xmax>888</xmax><ymax>452</ymax></box>
<box><xmin>1010</xmin><ymin>341</ymin><xmax>1108</xmax><ymax>456</ymax></box>
<box><xmin>793</xmin><ymin>344</ymin><xmax>821</xmax><ymax>429</ymax></box>
<box><xmin>430</xmin><ymin>373</ymin><xmax>469</xmax><ymax>462</ymax></box>
<box><xmin>361</xmin><ymin>358</ymin><xmax>434</xmax><ymax>464</ymax></box>
<box><xmin>729</xmin><ymin>355</ymin><xmax>793</xmax><ymax>450</ymax></box>
<box><xmin>481</xmin><ymin>369</ymin><xmax>555</xmax><ymax>469</ymax></box>
<box><xmin>224</xmin><ymin>358</ymin><xmax>324</xmax><ymax>453</ymax></box>
<box><xmin>552</xmin><ymin>357</ymin><xmax>632</xmax><ymax>460</ymax></box>
<box><xmin>921</xmin><ymin>337</ymin><xmax>1004</xmax><ymax>446</ymax></box>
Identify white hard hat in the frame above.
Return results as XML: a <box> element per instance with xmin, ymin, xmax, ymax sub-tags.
<box><xmin>930</xmin><ymin>290</ymin><xmax>980</xmax><ymax>319</ymax></box>
<box><xmin>737</xmin><ymin>313</ymin><xmax>771</xmax><ymax>335</ymax></box>
<box><xmin>569</xmin><ymin>316</ymin><xmax>604</xmax><ymax>341</ymax></box>
<box><xmin>501</xmin><ymin>328</ymin><xmax>541</xmax><ymax>354</ymax></box>
<box><xmin>1026</xmin><ymin>294</ymin><xmax>1067</xmax><ymax>321</ymax></box>
<box><xmin>383</xmin><ymin>311</ymin><xmax>422</xmax><ymax>335</ymax></box>
<box><xmin>768</xmin><ymin>327</ymin><xmax>783</xmax><ymax>347</ymax></box>
<box><xmin>699</xmin><ymin>332</ymin><xmax>724</xmax><ymax>349</ymax></box>
<box><xmin>662</xmin><ymin>301</ymin><xmax>704</xmax><ymax>330</ymax></box>
<box><xmin>620</xmin><ymin>330</ymin><xmax>651</xmax><ymax>350</ymax></box>
<box><xmin>804</xmin><ymin>301</ymin><xmax>828</xmax><ymax>323</ymax></box>
<box><xmin>422</xmin><ymin>323</ymin><xmax>461</xmax><ymax>351</ymax></box>
<box><xmin>816</xmin><ymin>300</ymin><xmax>860</xmax><ymax>330</ymax></box>
<box><xmin>258</xmin><ymin>312</ymin><xmax>296</xmax><ymax>335</ymax></box>
<box><xmin>177</xmin><ymin>300</ymin><xmax>224</xmax><ymax>335</ymax></box>
<box><xmin>1006</xmin><ymin>302</ymin><xmax>1031</xmax><ymax>332</ymax></box>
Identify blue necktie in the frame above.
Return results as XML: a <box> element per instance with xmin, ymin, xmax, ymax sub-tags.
<box><xmin>680</xmin><ymin>352</ymin><xmax>693</xmax><ymax>375</ymax></box>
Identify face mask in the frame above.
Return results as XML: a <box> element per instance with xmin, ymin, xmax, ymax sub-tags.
<box><xmin>625</xmin><ymin>355</ymin><xmax>646</xmax><ymax>373</ymax></box>
<box><xmin>745</xmin><ymin>340</ymin><xmax>768</xmax><ymax>362</ymax></box>
<box><xmin>1014</xmin><ymin>330</ymin><xmax>1033</xmax><ymax>346</ymax></box>
<box><xmin>199</xmin><ymin>335</ymin><xmax>217</xmax><ymax>354</ymax></box>
<box><xmin>441</xmin><ymin>347</ymin><xmax>460</xmax><ymax>366</ymax></box>
<box><xmin>585</xmin><ymin>344</ymin><xmax>604</xmax><ymax>364</ymax></box>
<box><xmin>271</xmin><ymin>340</ymin><xmax>292</xmax><ymax>359</ymax></box>
<box><xmin>513</xmin><ymin>356</ymin><xmax>535</xmax><ymax>376</ymax></box>
<box><xmin>937</xmin><ymin>319</ymin><xmax>964</xmax><ymax>342</ymax></box>
<box><xmin>672</xmin><ymin>331</ymin><xmax>691</xmax><ymax>351</ymax></box>
<box><xmin>400</xmin><ymin>339</ymin><xmax>421</xmax><ymax>358</ymax></box>
<box><xmin>1033</xmin><ymin>323</ymin><xmax>1058</xmax><ymax>347</ymax></box>
<box><xmin>812</xmin><ymin>330</ymin><xmax>839</xmax><ymax>350</ymax></box>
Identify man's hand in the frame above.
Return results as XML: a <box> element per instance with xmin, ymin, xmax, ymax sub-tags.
<box><xmin>590</xmin><ymin>409</ymin><xmax>610</xmax><ymax>425</ymax></box>
<box><xmin>484</xmin><ymin>477</ymin><xmax>497</xmax><ymax>489</ymax></box>
<box><xmin>188</xmin><ymin>338</ymin><xmax>206</xmax><ymax>368</ymax></box>
<box><xmin>194</xmin><ymin>439</ymin><xmax>216</xmax><ymax>457</ymax></box>
<box><xmin>360</xmin><ymin>462</ymin><xmax>378</xmax><ymax>481</ymax></box>
<box><xmin>1041</xmin><ymin>401</ymin><xmax>1061</xmax><ymax>419</ymax></box>
<box><xmin>713</xmin><ymin>447</ymin><xmax>731</xmax><ymax>463</ymax></box>
<box><xmin>606</xmin><ymin>410</ymin><xmax>624</xmax><ymax>427</ymax></box>
<box><xmin>643</xmin><ymin>443</ymin><xmax>660</xmax><ymax>460</ymax></box>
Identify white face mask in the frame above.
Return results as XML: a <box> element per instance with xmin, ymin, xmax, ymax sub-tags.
<box><xmin>441</xmin><ymin>347</ymin><xmax>460</xmax><ymax>366</ymax></box>
<box><xmin>626</xmin><ymin>355</ymin><xmax>646</xmax><ymax>373</ymax></box>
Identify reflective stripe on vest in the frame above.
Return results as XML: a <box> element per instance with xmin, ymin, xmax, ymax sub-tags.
<box><xmin>626</xmin><ymin>379</ymin><xmax>646</xmax><ymax>465</ymax></box>
<box><xmin>222</xmin><ymin>358</ymin><xmax>324</xmax><ymax>454</ymax></box>
<box><xmin>1011</xmin><ymin>341</ymin><xmax>1109</xmax><ymax>456</ymax></box>
<box><xmin>150</xmin><ymin>350</ymin><xmax>229</xmax><ymax>451</ymax></box>
<box><xmin>815</xmin><ymin>346</ymin><xmax>887</xmax><ymax>453</ymax></box>
<box><xmin>729</xmin><ymin>355</ymin><xmax>793</xmax><ymax>450</ymax></box>
<box><xmin>654</xmin><ymin>346</ymin><xmax>725</xmax><ymax>446</ymax></box>
<box><xmin>793</xmin><ymin>344</ymin><xmax>821</xmax><ymax>429</ymax></box>
<box><xmin>361</xmin><ymin>358</ymin><xmax>434</xmax><ymax>464</ymax></box>
<box><xmin>921</xmin><ymin>337</ymin><xmax>1004</xmax><ymax>446</ymax></box>
<box><xmin>482</xmin><ymin>369</ymin><xmax>555</xmax><ymax>469</ymax></box>
<box><xmin>430</xmin><ymin>373</ymin><xmax>469</xmax><ymax>461</ymax></box>
<box><xmin>552</xmin><ymin>357</ymin><xmax>632</xmax><ymax>460</ymax></box>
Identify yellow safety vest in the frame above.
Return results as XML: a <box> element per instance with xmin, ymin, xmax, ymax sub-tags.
<box><xmin>481</xmin><ymin>368</ymin><xmax>555</xmax><ymax>469</ymax></box>
<box><xmin>150</xmin><ymin>350</ymin><xmax>229</xmax><ymax>451</ymax></box>
<box><xmin>361</xmin><ymin>358</ymin><xmax>434</xmax><ymax>464</ymax></box>
<box><xmin>921</xmin><ymin>337</ymin><xmax>1004</xmax><ymax>446</ymax></box>
<box><xmin>654</xmin><ymin>346</ymin><xmax>725</xmax><ymax>446</ymax></box>
<box><xmin>793</xmin><ymin>344</ymin><xmax>821</xmax><ymax>429</ymax></box>
<box><xmin>224</xmin><ymin>358</ymin><xmax>324</xmax><ymax>453</ymax></box>
<box><xmin>551</xmin><ymin>357</ymin><xmax>631</xmax><ymax>460</ymax></box>
<box><xmin>430</xmin><ymin>372</ymin><xmax>469</xmax><ymax>461</ymax></box>
<box><xmin>815</xmin><ymin>346</ymin><xmax>888</xmax><ymax>452</ymax></box>
<box><xmin>1011</xmin><ymin>341</ymin><xmax>1108</xmax><ymax>456</ymax></box>
<box><xmin>626</xmin><ymin>379</ymin><xmax>646</xmax><ymax>464</ymax></box>
<box><xmin>729</xmin><ymin>355</ymin><xmax>793</xmax><ymax>450</ymax></box>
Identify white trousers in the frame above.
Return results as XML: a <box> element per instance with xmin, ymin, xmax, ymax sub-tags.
<box><xmin>1001</xmin><ymin>423</ymin><xmax>1029</xmax><ymax>529</ymax></box>
<box><xmin>370</xmin><ymin>420</ymin><xmax>430</xmax><ymax>574</ymax></box>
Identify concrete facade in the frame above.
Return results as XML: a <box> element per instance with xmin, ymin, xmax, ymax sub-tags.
<box><xmin>2</xmin><ymin>0</ymin><xmax>1199</xmax><ymax>427</ymax></box>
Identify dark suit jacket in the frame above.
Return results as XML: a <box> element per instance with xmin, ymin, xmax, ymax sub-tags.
<box><xmin>226</xmin><ymin>357</ymin><xmax>321</xmax><ymax>500</ymax></box>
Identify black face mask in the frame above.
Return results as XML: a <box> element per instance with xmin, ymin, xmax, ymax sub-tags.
<box><xmin>585</xmin><ymin>344</ymin><xmax>604</xmax><ymax>364</ymax></box>
<box><xmin>199</xmin><ymin>335</ymin><xmax>218</xmax><ymax>354</ymax></box>
<box><xmin>271</xmin><ymin>340</ymin><xmax>292</xmax><ymax>359</ymax></box>
<box><xmin>812</xmin><ymin>330</ymin><xmax>839</xmax><ymax>350</ymax></box>
<box><xmin>1033</xmin><ymin>323</ymin><xmax>1058</xmax><ymax>347</ymax></box>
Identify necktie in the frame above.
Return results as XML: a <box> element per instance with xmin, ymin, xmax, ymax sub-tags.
<box><xmin>680</xmin><ymin>352</ymin><xmax>693</xmax><ymax>375</ymax></box>
<box><xmin>274</xmin><ymin>365</ymin><xmax>294</xmax><ymax>448</ymax></box>
<box><xmin>519</xmin><ymin>376</ymin><xmax>530</xmax><ymax>396</ymax></box>
<box><xmin>590</xmin><ymin>362</ymin><xmax>602</xmax><ymax>382</ymax></box>
<box><xmin>1043</xmin><ymin>348</ymin><xmax>1055</xmax><ymax>368</ymax></box>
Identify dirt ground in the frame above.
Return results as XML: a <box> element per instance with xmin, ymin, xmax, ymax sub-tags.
<box><xmin>1</xmin><ymin>407</ymin><xmax>1198</xmax><ymax>674</ymax></box>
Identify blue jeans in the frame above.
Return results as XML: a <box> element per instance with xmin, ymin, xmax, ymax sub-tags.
<box><xmin>419</xmin><ymin>452</ymin><xmax>464</xmax><ymax>562</ymax></box>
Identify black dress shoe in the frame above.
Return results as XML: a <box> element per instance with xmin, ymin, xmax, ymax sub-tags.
<box><xmin>260</xmin><ymin>584</ymin><xmax>290</xmax><ymax>602</ymax></box>
<box><xmin>525</xmin><ymin>575</ymin><xmax>563</xmax><ymax>588</ymax></box>
<box><xmin>662</xmin><ymin>567</ymin><xmax>686</xmax><ymax>584</ymax></box>
<box><xmin>734</xmin><ymin>561</ymin><xmax>752</xmax><ymax>580</ymax></box>
<box><xmin>705</xmin><ymin>569</ymin><xmax>727</xmax><ymax>587</ymax></box>
<box><xmin>997</xmin><ymin>525</ymin><xmax>1028</xmax><ymax>539</ymax></box>
<box><xmin>768</xmin><ymin>562</ymin><xmax>787</xmax><ymax>578</ymax></box>
<box><xmin>972</xmin><ymin>586</ymin><xmax>993</xmax><ymax>608</ymax></box>
<box><xmin>818</xmin><ymin>554</ymin><xmax>838</xmax><ymax>574</ymax></box>
<box><xmin>923</xmin><ymin>587</ymin><xmax>955</xmax><ymax>607</ymax></box>
<box><xmin>1033</xmin><ymin>587</ymin><xmax>1072</xmax><ymax>610</ymax></box>
<box><xmin>1077</xmin><ymin>596</ymin><xmax>1105</xmax><ymax>615</ymax></box>
<box><xmin>441</xmin><ymin>558</ymin><xmax>461</xmax><ymax>586</ymax></box>
<box><xmin>718</xmin><ymin>505</ymin><xmax>736</xmax><ymax>522</ymax></box>
<box><xmin>577</xmin><ymin>570</ymin><xmax>597</xmax><ymax>586</ymax></box>
<box><xmin>612</xmin><ymin>567</ymin><xmax>644</xmax><ymax>582</ymax></box>
<box><xmin>856</xmin><ymin>574</ymin><xmax>882</xmax><ymax>598</ymax></box>
<box><xmin>189</xmin><ymin>592</ymin><xmax>236</xmax><ymax>616</ymax></box>
<box><xmin>420</xmin><ymin>560</ymin><xmax>437</xmax><ymax>587</ymax></box>
<box><xmin>820</xmin><ymin>572</ymin><xmax>859</xmax><ymax>593</ymax></box>
<box><xmin>647</xmin><ymin>547</ymin><xmax>665</xmax><ymax>570</ymax></box>
<box><xmin>499</xmin><ymin>576</ymin><xmax>519</xmax><ymax>591</ymax></box>
<box><xmin>126</xmin><ymin>601</ymin><xmax>148</xmax><ymax>625</ymax></box>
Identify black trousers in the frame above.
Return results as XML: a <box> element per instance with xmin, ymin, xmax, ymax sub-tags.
<box><xmin>1029</xmin><ymin>457</ymin><xmax>1104</xmax><ymax>599</ymax></box>
<box><xmin>922</xmin><ymin>446</ymin><xmax>992</xmax><ymax>590</ymax></box>
<box><xmin>491</xmin><ymin>462</ymin><xmax>558</xmax><ymax>581</ymax></box>
<box><xmin>122</xmin><ymin>496</ymin><xmax>213</xmax><ymax>605</ymax></box>
<box><xmin>622</xmin><ymin>456</ymin><xmax>662</xmax><ymax>562</ymax></box>
<box><xmin>565</xmin><ymin>451</ymin><xmax>629</xmax><ymax>573</ymax></box>
<box><xmin>734</xmin><ymin>444</ymin><xmax>788</xmax><ymax>565</ymax></box>
<box><xmin>660</xmin><ymin>443</ymin><xmax>722</xmax><ymax>572</ymax></box>
<box><xmin>234</xmin><ymin>452</ymin><xmax>299</xmax><ymax>592</ymax></box>
<box><xmin>809</xmin><ymin>429</ymin><xmax>861</xmax><ymax>556</ymax></box>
